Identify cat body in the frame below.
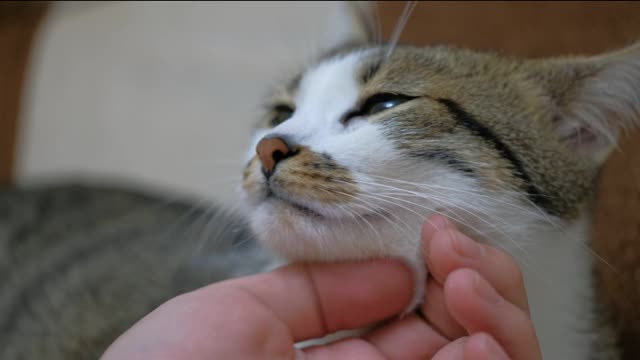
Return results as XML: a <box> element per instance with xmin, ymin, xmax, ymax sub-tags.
<box><xmin>0</xmin><ymin>183</ymin><xmax>275</xmax><ymax>359</ymax></box>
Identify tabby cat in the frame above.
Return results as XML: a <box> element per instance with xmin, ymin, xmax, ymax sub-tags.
<box><xmin>2</xmin><ymin>2</ymin><xmax>639</xmax><ymax>359</ymax></box>
<box><xmin>240</xmin><ymin>4</ymin><xmax>639</xmax><ymax>360</ymax></box>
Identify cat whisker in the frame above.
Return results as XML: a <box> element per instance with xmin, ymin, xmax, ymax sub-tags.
<box><xmin>355</xmin><ymin>189</ymin><xmax>528</xmax><ymax>270</ymax></box>
<box><xmin>354</xmin><ymin>197</ymin><xmax>420</xmax><ymax>242</ymax></box>
<box><xmin>359</xmin><ymin>190</ymin><xmax>511</xmax><ymax>253</ymax></box>
<box><xmin>342</xmin><ymin>178</ymin><xmax>537</xmax><ymax>271</ymax></box>
<box><xmin>385</xmin><ymin>1</ymin><xmax>417</xmax><ymax>60</ymax></box>
<box><xmin>369</xmin><ymin>174</ymin><xmax>555</xmax><ymax>218</ymax></box>
<box><xmin>327</xmin><ymin>188</ymin><xmax>416</xmax><ymax>242</ymax></box>
<box><xmin>329</xmin><ymin>201</ymin><xmax>366</xmax><ymax>238</ymax></box>
<box><xmin>317</xmin><ymin>189</ymin><xmax>376</xmax><ymax>237</ymax></box>
<box><xmin>326</xmin><ymin>191</ymin><xmax>383</xmax><ymax>240</ymax></box>
<box><xmin>367</xmin><ymin>174</ymin><xmax>561</xmax><ymax>229</ymax></box>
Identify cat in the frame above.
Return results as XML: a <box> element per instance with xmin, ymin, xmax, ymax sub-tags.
<box><xmin>1</xmin><ymin>3</ymin><xmax>637</xmax><ymax>359</ymax></box>
<box><xmin>239</xmin><ymin>3</ymin><xmax>639</xmax><ymax>359</ymax></box>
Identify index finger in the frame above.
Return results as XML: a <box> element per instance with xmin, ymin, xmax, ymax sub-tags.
<box><xmin>218</xmin><ymin>259</ymin><xmax>413</xmax><ymax>341</ymax></box>
<box><xmin>422</xmin><ymin>216</ymin><xmax>530</xmax><ymax>313</ymax></box>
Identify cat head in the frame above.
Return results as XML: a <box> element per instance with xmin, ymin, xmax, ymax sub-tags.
<box><xmin>240</xmin><ymin>2</ymin><xmax>640</xmax><ymax>264</ymax></box>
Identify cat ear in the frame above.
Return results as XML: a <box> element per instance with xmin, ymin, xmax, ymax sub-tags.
<box><xmin>533</xmin><ymin>42</ymin><xmax>640</xmax><ymax>166</ymax></box>
<box><xmin>321</xmin><ymin>1</ymin><xmax>378</xmax><ymax>53</ymax></box>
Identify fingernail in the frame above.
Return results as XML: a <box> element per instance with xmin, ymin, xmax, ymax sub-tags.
<box><xmin>473</xmin><ymin>273</ymin><xmax>503</xmax><ymax>305</ymax></box>
<box><xmin>451</xmin><ymin>231</ymin><xmax>485</xmax><ymax>259</ymax></box>
<box><xmin>472</xmin><ymin>333</ymin><xmax>507</xmax><ymax>359</ymax></box>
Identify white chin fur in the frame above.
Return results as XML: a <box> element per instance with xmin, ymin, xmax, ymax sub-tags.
<box><xmin>250</xmin><ymin>199</ymin><xmax>429</xmax><ymax>314</ymax></box>
<box><xmin>250</xmin><ymin>200</ymin><xmax>423</xmax><ymax>262</ymax></box>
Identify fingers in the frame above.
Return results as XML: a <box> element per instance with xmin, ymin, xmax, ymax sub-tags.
<box><xmin>463</xmin><ymin>333</ymin><xmax>511</xmax><ymax>360</ymax></box>
<box><xmin>302</xmin><ymin>338</ymin><xmax>387</xmax><ymax>360</ymax></box>
<box><xmin>430</xmin><ymin>337</ymin><xmax>466</xmax><ymax>360</ymax></box>
<box><xmin>421</xmin><ymin>216</ymin><xmax>542</xmax><ymax>360</ymax></box>
<box><xmin>364</xmin><ymin>314</ymin><xmax>449</xmax><ymax>359</ymax></box>
<box><xmin>445</xmin><ymin>269</ymin><xmax>542</xmax><ymax>360</ymax></box>
<box><xmin>421</xmin><ymin>275</ymin><xmax>465</xmax><ymax>339</ymax></box>
<box><xmin>432</xmin><ymin>334</ymin><xmax>510</xmax><ymax>360</ymax></box>
<box><xmin>220</xmin><ymin>259</ymin><xmax>413</xmax><ymax>341</ymax></box>
<box><xmin>103</xmin><ymin>258</ymin><xmax>413</xmax><ymax>360</ymax></box>
<box><xmin>303</xmin><ymin>313</ymin><xmax>450</xmax><ymax>360</ymax></box>
<box><xmin>422</xmin><ymin>215</ymin><xmax>530</xmax><ymax>312</ymax></box>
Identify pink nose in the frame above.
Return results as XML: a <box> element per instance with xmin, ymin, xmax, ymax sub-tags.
<box><xmin>256</xmin><ymin>137</ymin><xmax>293</xmax><ymax>176</ymax></box>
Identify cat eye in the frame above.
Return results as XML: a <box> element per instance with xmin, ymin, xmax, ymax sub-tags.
<box><xmin>342</xmin><ymin>93</ymin><xmax>416</xmax><ymax>125</ymax></box>
<box><xmin>269</xmin><ymin>104</ymin><xmax>294</xmax><ymax>127</ymax></box>
<box><xmin>360</xmin><ymin>93</ymin><xmax>415</xmax><ymax>116</ymax></box>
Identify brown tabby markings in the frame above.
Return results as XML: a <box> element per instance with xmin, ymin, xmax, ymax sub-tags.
<box><xmin>262</xmin><ymin>46</ymin><xmax>596</xmax><ymax>219</ymax></box>
<box><xmin>243</xmin><ymin>147</ymin><xmax>358</xmax><ymax>205</ymax></box>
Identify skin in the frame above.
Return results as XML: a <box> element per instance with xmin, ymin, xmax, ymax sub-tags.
<box><xmin>101</xmin><ymin>216</ymin><xmax>542</xmax><ymax>360</ymax></box>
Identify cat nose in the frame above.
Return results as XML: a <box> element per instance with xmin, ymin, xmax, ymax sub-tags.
<box><xmin>255</xmin><ymin>136</ymin><xmax>296</xmax><ymax>177</ymax></box>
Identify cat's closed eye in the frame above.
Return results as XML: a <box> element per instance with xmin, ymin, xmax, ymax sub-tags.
<box><xmin>270</xmin><ymin>104</ymin><xmax>294</xmax><ymax>127</ymax></box>
<box><xmin>342</xmin><ymin>93</ymin><xmax>416</xmax><ymax>124</ymax></box>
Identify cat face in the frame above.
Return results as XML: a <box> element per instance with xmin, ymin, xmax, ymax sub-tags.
<box><xmin>240</xmin><ymin>42</ymin><xmax>639</xmax><ymax>264</ymax></box>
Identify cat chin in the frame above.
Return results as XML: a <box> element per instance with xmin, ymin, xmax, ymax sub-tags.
<box><xmin>248</xmin><ymin>200</ymin><xmax>428</xmax><ymax>315</ymax></box>
<box><xmin>249</xmin><ymin>200</ymin><xmax>421</xmax><ymax>261</ymax></box>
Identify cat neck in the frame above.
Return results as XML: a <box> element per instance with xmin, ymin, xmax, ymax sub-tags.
<box><xmin>522</xmin><ymin>214</ymin><xmax>603</xmax><ymax>359</ymax></box>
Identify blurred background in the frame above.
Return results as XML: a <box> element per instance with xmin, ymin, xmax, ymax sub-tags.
<box><xmin>2</xmin><ymin>1</ymin><xmax>639</xmax><ymax>204</ymax></box>
<box><xmin>3</xmin><ymin>1</ymin><xmax>363</xmax><ymax>207</ymax></box>
<box><xmin>1</xmin><ymin>0</ymin><xmax>640</xmax><ymax>348</ymax></box>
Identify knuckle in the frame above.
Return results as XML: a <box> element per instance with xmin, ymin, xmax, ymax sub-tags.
<box><xmin>487</xmin><ymin>247</ymin><xmax>525</xmax><ymax>289</ymax></box>
<box><xmin>504</xmin><ymin>258</ymin><xmax>525</xmax><ymax>288</ymax></box>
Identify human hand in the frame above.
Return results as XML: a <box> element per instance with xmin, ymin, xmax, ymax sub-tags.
<box><xmin>100</xmin><ymin>257</ymin><xmax>414</xmax><ymax>359</ymax></box>
<box><xmin>364</xmin><ymin>215</ymin><xmax>543</xmax><ymax>359</ymax></box>
<box><xmin>101</xmin><ymin>216</ymin><xmax>542</xmax><ymax>359</ymax></box>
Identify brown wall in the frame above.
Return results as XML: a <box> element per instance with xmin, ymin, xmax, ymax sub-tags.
<box><xmin>378</xmin><ymin>1</ymin><xmax>640</xmax><ymax>57</ymax></box>
<box><xmin>0</xmin><ymin>2</ymin><xmax>48</xmax><ymax>186</ymax></box>
<box><xmin>378</xmin><ymin>1</ymin><xmax>640</xmax><ymax>353</ymax></box>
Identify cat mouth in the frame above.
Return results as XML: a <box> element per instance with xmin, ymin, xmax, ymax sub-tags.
<box><xmin>263</xmin><ymin>190</ymin><xmax>388</xmax><ymax>223</ymax></box>
<box><xmin>265</xmin><ymin>191</ymin><xmax>324</xmax><ymax>218</ymax></box>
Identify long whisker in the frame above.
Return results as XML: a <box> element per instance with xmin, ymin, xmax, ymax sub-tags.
<box><xmin>331</xmin><ymin>201</ymin><xmax>368</xmax><ymax>236</ymax></box>
<box><xmin>359</xmin><ymin>190</ymin><xmax>515</xmax><ymax>256</ymax></box>
<box><xmin>344</xmin><ymin>179</ymin><xmax>537</xmax><ymax>270</ymax></box>
<box><xmin>372</xmin><ymin>189</ymin><xmax>535</xmax><ymax>265</ymax></box>
<box><xmin>317</xmin><ymin>189</ymin><xmax>383</xmax><ymax>240</ymax></box>
<box><xmin>356</xmin><ymin>189</ymin><xmax>546</xmax><ymax>279</ymax></box>
<box><xmin>385</xmin><ymin>1</ymin><xmax>417</xmax><ymax>60</ymax></box>
<box><xmin>364</xmin><ymin>182</ymin><xmax>529</xmax><ymax>247</ymax></box>
<box><xmin>327</xmin><ymin>188</ymin><xmax>418</xmax><ymax>241</ymax></box>
<box><xmin>319</xmin><ymin>189</ymin><xmax>380</xmax><ymax>236</ymax></box>
<box><xmin>356</xmin><ymin>191</ymin><xmax>436</xmax><ymax>232</ymax></box>
<box><xmin>368</xmin><ymin>174</ymin><xmax>559</xmax><ymax>228</ymax></box>
<box><xmin>365</xmin><ymin>177</ymin><xmax>615</xmax><ymax>271</ymax></box>
<box><xmin>371</xmin><ymin>1</ymin><xmax>382</xmax><ymax>45</ymax></box>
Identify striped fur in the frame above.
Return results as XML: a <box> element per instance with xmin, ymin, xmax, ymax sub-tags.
<box><xmin>0</xmin><ymin>182</ymin><xmax>272</xmax><ymax>359</ymax></box>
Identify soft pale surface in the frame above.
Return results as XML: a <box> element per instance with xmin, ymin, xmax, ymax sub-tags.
<box><xmin>16</xmin><ymin>1</ymin><xmax>348</xmax><ymax>205</ymax></box>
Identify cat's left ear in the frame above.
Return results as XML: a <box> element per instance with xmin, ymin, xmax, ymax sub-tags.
<box><xmin>532</xmin><ymin>42</ymin><xmax>640</xmax><ymax>166</ymax></box>
<box><xmin>321</xmin><ymin>1</ymin><xmax>378</xmax><ymax>53</ymax></box>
